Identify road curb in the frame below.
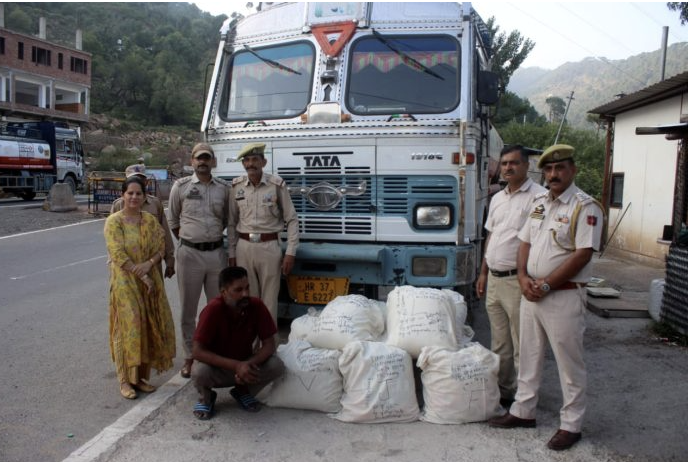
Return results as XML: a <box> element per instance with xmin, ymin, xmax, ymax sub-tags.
<box><xmin>61</xmin><ymin>373</ymin><xmax>191</xmax><ymax>462</ymax></box>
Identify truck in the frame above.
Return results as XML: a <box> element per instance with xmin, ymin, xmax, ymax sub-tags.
<box><xmin>201</xmin><ymin>2</ymin><xmax>502</xmax><ymax>316</ymax></box>
<box><xmin>0</xmin><ymin>121</ymin><xmax>85</xmax><ymax>200</ymax></box>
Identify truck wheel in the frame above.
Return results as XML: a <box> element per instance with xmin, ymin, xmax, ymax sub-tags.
<box><xmin>19</xmin><ymin>190</ymin><xmax>36</xmax><ymax>201</ymax></box>
<box><xmin>62</xmin><ymin>176</ymin><xmax>77</xmax><ymax>194</ymax></box>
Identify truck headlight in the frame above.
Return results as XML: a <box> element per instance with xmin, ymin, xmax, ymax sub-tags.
<box><xmin>414</xmin><ymin>204</ymin><xmax>452</xmax><ymax>229</ymax></box>
<box><xmin>413</xmin><ymin>257</ymin><xmax>447</xmax><ymax>277</ymax></box>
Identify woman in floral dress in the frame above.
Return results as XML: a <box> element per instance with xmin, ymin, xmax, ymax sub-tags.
<box><xmin>104</xmin><ymin>176</ymin><xmax>176</xmax><ymax>399</ymax></box>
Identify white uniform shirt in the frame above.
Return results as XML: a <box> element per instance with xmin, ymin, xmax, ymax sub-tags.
<box><xmin>485</xmin><ymin>178</ymin><xmax>547</xmax><ymax>271</ymax></box>
<box><xmin>518</xmin><ymin>182</ymin><xmax>604</xmax><ymax>283</ymax></box>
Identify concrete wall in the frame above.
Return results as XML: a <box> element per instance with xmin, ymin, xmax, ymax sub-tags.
<box><xmin>606</xmin><ymin>94</ymin><xmax>686</xmax><ymax>265</ymax></box>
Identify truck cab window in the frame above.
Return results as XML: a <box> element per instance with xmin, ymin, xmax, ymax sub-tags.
<box><xmin>346</xmin><ymin>35</ymin><xmax>460</xmax><ymax>115</ymax></box>
<box><xmin>220</xmin><ymin>42</ymin><xmax>315</xmax><ymax>121</ymax></box>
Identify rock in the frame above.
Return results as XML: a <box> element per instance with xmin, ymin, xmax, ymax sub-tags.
<box><xmin>42</xmin><ymin>183</ymin><xmax>78</xmax><ymax>212</ymax></box>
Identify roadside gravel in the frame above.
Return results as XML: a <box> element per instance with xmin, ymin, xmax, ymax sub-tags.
<box><xmin>0</xmin><ymin>203</ymin><xmax>100</xmax><ymax>237</ymax></box>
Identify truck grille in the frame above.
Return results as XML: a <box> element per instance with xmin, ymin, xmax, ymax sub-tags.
<box><xmin>277</xmin><ymin>170</ymin><xmax>456</xmax><ymax>236</ymax></box>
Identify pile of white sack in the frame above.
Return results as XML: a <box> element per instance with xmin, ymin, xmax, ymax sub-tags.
<box><xmin>256</xmin><ymin>287</ymin><xmax>502</xmax><ymax>424</ymax></box>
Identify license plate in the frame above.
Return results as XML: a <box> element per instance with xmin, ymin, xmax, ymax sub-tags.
<box><xmin>287</xmin><ymin>276</ymin><xmax>350</xmax><ymax>305</ymax></box>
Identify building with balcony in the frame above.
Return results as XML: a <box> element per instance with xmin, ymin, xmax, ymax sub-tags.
<box><xmin>0</xmin><ymin>12</ymin><xmax>90</xmax><ymax>125</ymax></box>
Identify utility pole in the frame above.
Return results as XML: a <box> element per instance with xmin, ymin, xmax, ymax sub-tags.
<box><xmin>554</xmin><ymin>91</ymin><xmax>575</xmax><ymax>144</ymax></box>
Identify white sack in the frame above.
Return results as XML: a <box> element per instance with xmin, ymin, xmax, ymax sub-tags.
<box><xmin>442</xmin><ymin>289</ymin><xmax>468</xmax><ymax>335</ymax></box>
<box><xmin>333</xmin><ymin>341</ymin><xmax>419</xmax><ymax>423</ymax></box>
<box><xmin>288</xmin><ymin>308</ymin><xmax>321</xmax><ymax>343</ymax></box>
<box><xmin>256</xmin><ymin>340</ymin><xmax>343</xmax><ymax>412</ymax></box>
<box><xmin>417</xmin><ymin>343</ymin><xmax>501</xmax><ymax>424</ymax></box>
<box><xmin>306</xmin><ymin>295</ymin><xmax>385</xmax><ymax>350</ymax></box>
<box><xmin>386</xmin><ymin>286</ymin><xmax>458</xmax><ymax>357</ymax></box>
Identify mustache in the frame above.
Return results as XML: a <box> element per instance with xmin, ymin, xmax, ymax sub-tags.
<box><xmin>237</xmin><ymin>297</ymin><xmax>250</xmax><ymax>309</ymax></box>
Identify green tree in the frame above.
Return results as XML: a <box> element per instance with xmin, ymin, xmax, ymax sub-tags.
<box><xmin>493</xmin><ymin>91</ymin><xmax>547</xmax><ymax>129</ymax></box>
<box><xmin>667</xmin><ymin>2</ymin><xmax>688</xmax><ymax>24</ymax></box>
<box><xmin>545</xmin><ymin>95</ymin><xmax>566</xmax><ymax>122</ymax></box>
<box><xmin>6</xmin><ymin>8</ymin><xmax>33</xmax><ymax>34</ymax></box>
<box><xmin>485</xmin><ymin>17</ymin><xmax>536</xmax><ymax>91</ymax></box>
<box><xmin>498</xmin><ymin>121</ymin><xmax>605</xmax><ymax>199</ymax></box>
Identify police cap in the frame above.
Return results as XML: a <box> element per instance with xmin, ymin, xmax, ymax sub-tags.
<box><xmin>191</xmin><ymin>143</ymin><xmax>215</xmax><ymax>159</ymax></box>
<box><xmin>537</xmin><ymin>144</ymin><xmax>575</xmax><ymax>169</ymax></box>
<box><xmin>236</xmin><ymin>142</ymin><xmax>266</xmax><ymax>161</ymax></box>
<box><xmin>125</xmin><ymin>164</ymin><xmax>147</xmax><ymax>178</ymax></box>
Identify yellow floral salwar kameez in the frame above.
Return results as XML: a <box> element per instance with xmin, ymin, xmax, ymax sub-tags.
<box><xmin>104</xmin><ymin>211</ymin><xmax>176</xmax><ymax>385</ymax></box>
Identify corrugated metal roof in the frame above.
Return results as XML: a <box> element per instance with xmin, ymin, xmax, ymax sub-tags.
<box><xmin>589</xmin><ymin>71</ymin><xmax>688</xmax><ymax>117</ymax></box>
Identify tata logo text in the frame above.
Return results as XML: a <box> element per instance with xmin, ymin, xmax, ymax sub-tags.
<box><xmin>411</xmin><ymin>152</ymin><xmax>443</xmax><ymax>160</ymax></box>
<box><xmin>303</xmin><ymin>155</ymin><xmax>341</xmax><ymax>167</ymax></box>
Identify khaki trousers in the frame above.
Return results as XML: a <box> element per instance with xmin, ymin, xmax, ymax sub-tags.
<box><xmin>176</xmin><ymin>244</ymin><xmax>225</xmax><ymax>359</ymax></box>
<box><xmin>192</xmin><ymin>355</ymin><xmax>285</xmax><ymax>404</ymax></box>
<box><xmin>236</xmin><ymin>238</ymin><xmax>282</xmax><ymax>323</ymax></box>
<box><xmin>510</xmin><ymin>288</ymin><xmax>587</xmax><ymax>433</ymax></box>
<box><xmin>485</xmin><ymin>273</ymin><xmax>521</xmax><ymax>400</ymax></box>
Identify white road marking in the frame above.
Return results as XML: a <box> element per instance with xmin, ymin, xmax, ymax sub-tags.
<box><xmin>0</xmin><ymin>219</ymin><xmax>104</xmax><ymax>240</ymax></box>
<box><xmin>10</xmin><ymin>255</ymin><xmax>108</xmax><ymax>280</ymax></box>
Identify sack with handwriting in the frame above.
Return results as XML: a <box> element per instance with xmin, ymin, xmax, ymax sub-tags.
<box><xmin>288</xmin><ymin>307</ymin><xmax>321</xmax><ymax>343</ymax></box>
<box><xmin>333</xmin><ymin>341</ymin><xmax>419</xmax><ymax>423</ymax></box>
<box><xmin>306</xmin><ymin>295</ymin><xmax>385</xmax><ymax>350</ymax></box>
<box><xmin>417</xmin><ymin>343</ymin><xmax>501</xmax><ymax>424</ymax></box>
<box><xmin>257</xmin><ymin>340</ymin><xmax>343</xmax><ymax>412</ymax></box>
<box><xmin>386</xmin><ymin>286</ymin><xmax>458</xmax><ymax>358</ymax></box>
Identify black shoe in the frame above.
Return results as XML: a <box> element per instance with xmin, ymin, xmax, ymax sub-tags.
<box><xmin>488</xmin><ymin>412</ymin><xmax>536</xmax><ymax>428</ymax></box>
<box><xmin>547</xmin><ymin>429</ymin><xmax>581</xmax><ymax>450</ymax></box>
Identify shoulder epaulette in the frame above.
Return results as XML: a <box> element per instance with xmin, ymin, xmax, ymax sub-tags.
<box><xmin>574</xmin><ymin>191</ymin><xmax>594</xmax><ymax>205</ymax></box>
<box><xmin>175</xmin><ymin>176</ymin><xmax>193</xmax><ymax>185</ymax></box>
<box><xmin>213</xmin><ymin>176</ymin><xmax>230</xmax><ymax>187</ymax></box>
<box><xmin>231</xmin><ymin>176</ymin><xmax>247</xmax><ymax>186</ymax></box>
<box><xmin>267</xmin><ymin>174</ymin><xmax>285</xmax><ymax>187</ymax></box>
<box><xmin>534</xmin><ymin>191</ymin><xmax>548</xmax><ymax>201</ymax></box>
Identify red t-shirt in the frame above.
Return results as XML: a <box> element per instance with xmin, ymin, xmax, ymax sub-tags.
<box><xmin>193</xmin><ymin>296</ymin><xmax>277</xmax><ymax>361</ymax></box>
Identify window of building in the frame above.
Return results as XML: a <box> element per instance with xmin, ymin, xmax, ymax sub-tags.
<box><xmin>58</xmin><ymin>53</ymin><xmax>63</xmax><ymax>69</ymax></box>
<box><xmin>610</xmin><ymin>173</ymin><xmax>624</xmax><ymax>208</ymax></box>
<box><xmin>18</xmin><ymin>42</ymin><xmax>24</xmax><ymax>60</ymax></box>
<box><xmin>70</xmin><ymin>57</ymin><xmax>88</xmax><ymax>75</ymax></box>
<box><xmin>31</xmin><ymin>46</ymin><xmax>52</xmax><ymax>66</ymax></box>
<box><xmin>0</xmin><ymin>37</ymin><xmax>5</xmax><ymax>55</ymax></box>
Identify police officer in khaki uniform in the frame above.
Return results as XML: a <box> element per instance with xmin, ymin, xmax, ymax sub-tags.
<box><xmin>476</xmin><ymin>145</ymin><xmax>546</xmax><ymax>408</ymax></box>
<box><xmin>168</xmin><ymin>143</ymin><xmax>231</xmax><ymax>378</ymax></box>
<box><xmin>488</xmin><ymin>144</ymin><xmax>604</xmax><ymax>451</ymax></box>
<box><xmin>111</xmin><ymin>164</ymin><xmax>176</xmax><ymax>278</ymax></box>
<box><xmin>227</xmin><ymin>143</ymin><xmax>299</xmax><ymax>324</ymax></box>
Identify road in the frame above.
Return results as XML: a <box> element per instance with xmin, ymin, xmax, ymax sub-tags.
<box><xmin>0</xmin><ymin>194</ymin><xmax>90</xmax><ymax>209</ymax></box>
<box><xmin>0</xmin><ymin>219</ymin><xmax>185</xmax><ymax>462</ymax></box>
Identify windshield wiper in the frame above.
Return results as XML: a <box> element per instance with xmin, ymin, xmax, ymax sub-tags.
<box><xmin>244</xmin><ymin>45</ymin><xmax>302</xmax><ymax>75</ymax></box>
<box><xmin>371</xmin><ymin>29</ymin><xmax>444</xmax><ymax>81</ymax></box>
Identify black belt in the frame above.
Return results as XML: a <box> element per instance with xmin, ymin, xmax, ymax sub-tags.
<box><xmin>180</xmin><ymin>238</ymin><xmax>223</xmax><ymax>251</ymax></box>
<box><xmin>239</xmin><ymin>232</ymin><xmax>279</xmax><ymax>243</ymax></box>
<box><xmin>490</xmin><ymin>268</ymin><xmax>518</xmax><ymax>278</ymax></box>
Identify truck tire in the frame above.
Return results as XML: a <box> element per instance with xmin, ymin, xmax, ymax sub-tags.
<box><xmin>19</xmin><ymin>190</ymin><xmax>36</xmax><ymax>201</ymax></box>
<box><xmin>62</xmin><ymin>176</ymin><xmax>77</xmax><ymax>194</ymax></box>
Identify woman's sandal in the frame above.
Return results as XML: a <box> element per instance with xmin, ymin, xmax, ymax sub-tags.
<box><xmin>132</xmin><ymin>379</ymin><xmax>156</xmax><ymax>393</ymax></box>
<box><xmin>230</xmin><ymin>388</ymin><xmax>261</xmax><ymax>412</ymax></box>
<box><xmin>193</xmin><ymin>390</ymin><xmax>217</xmax><ymax>420</ymax></box>
<box><xmin>120</xmin><ymin>382</ymin><xmax>137</xmax><ymax>400</ymax></box>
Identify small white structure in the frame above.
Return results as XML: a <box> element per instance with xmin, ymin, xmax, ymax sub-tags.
<box><xmin>590</xmin><ymin>72</ymin><xmax>688</xmax><ymax>266</ymax></box>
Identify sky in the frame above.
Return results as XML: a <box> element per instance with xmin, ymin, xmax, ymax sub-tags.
<box><xmin>191</xmin><ymin>1</ymin><xmax>688</xmax><ymax>70</ymax></box>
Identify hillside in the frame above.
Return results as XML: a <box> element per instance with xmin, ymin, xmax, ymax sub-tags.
<box><xmin>509</xmin><ymin>42</ymin><xmax>688</xmax><ymax>128</ymax></box>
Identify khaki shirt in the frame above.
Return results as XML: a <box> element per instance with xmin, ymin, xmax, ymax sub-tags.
<box><xmin>110</xmin><ymin>195</ymin><xmax>175</xmax><ymax>267</ymax></box>
<box><xmin>485</xmin><ymin>178</ymin><xmax>547</xmax><ymax>271</ymax></box>
<box><xmin>168</xmin><ymin>174</ymin><xmax>231</xmax><ymax>243</ymax></box>
<box><xmin>518</xmin><ymin>183</ymin><xmax>603</xmax><ymax>283</ymax></box>
<box><xmin>227</xmin><ymin>173</ymin><xmax>299</xmax><ymax>258</ymax></box>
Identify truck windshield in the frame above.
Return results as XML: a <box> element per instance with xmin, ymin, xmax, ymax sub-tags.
<box><xmin>346</xmin><ymin>35</ymin><xmax>460</xmax><ymax>115</ymax></box>
<box><xmin>220</xmin><ymin>42</ymin><xmax>315</xmax><ymax>121</ymax></box>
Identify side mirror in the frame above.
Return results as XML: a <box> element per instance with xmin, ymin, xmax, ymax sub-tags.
<box><xmin>477</xmin><ymin>71</ymin><xmax>499</xmax><ymax>106</ymax></box>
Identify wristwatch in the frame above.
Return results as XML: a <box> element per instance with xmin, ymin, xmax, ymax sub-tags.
<box><xmin>540</xmin><ymin>281</ymin><xmax>551</xmax><ymax>292</ymax></box>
